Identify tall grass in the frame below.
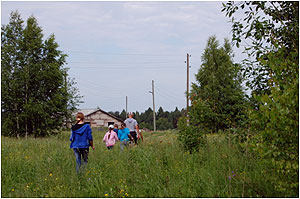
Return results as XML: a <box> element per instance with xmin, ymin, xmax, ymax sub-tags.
<box><xmin>2</xmin><ymin>129</ymin><xmax>275</xmax><ymax>197</ymax></box>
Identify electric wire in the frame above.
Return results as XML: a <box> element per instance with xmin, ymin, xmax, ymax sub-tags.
<box><xmin>75</xmin><ymin>76</ymin><xmax>127</xmax><ymax>93</ymax></box>
<box><xmin>66</xmin><ymin>65</ymin><xmax>184</xmax><ymax>69</ymax></box>
<box><xmin>155</xmin><ymin>84</ymin><xmax>184</xmax><ymax>101</ymax></box>
<box><xmin>65</xmin><ymin>50</ymin><xmax>181</xmax><ymax>57</ymax></box>
<box><xmin>68</xmin><ymin>61</ymin><xmax>180</xmax><ymax>65</ymax></box>
<box><xmin>154</xmin><ymin>87</ymin><xmax>184</xmax><ymax>104</ymax></box>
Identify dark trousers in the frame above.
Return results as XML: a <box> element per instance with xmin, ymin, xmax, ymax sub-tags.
<box><xmin>107</xmin><ymin>146</ymin><xmax>114</xmax><ymax>150</ymax></box>
<box><xmin>130</xmin><ymin>131</ymin><xmax>138</xmax><ymax>144</ymax></box>
<box><xmin>73</xmin><ymin>148</ymin><xmax>89</xmax><ymax>173</ymax></box>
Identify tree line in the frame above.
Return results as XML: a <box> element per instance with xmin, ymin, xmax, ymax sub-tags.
<box><xmin>109</xmin><ymin>107</ymin><xmax>185</xmax><ymax>131</ymax></box>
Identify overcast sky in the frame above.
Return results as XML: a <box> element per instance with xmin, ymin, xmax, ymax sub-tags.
<box><xmin>1</xmin><ymin>1</ymin><xmax>246</xmax><ymax>113</ymax></box>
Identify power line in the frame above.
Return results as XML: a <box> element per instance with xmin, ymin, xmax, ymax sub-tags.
<box><xmin>66</xmin><ymin>65</ymin><xmax>184</xmax><ymax>69</ymax></box>
<box><xmin>155</xmin><ymin>91</ymin><xmax>182</xmax><ymax>105</ymax></box>
<box><xmin>75</xmin><ymin>77</ymin><xmax>121</xmax><ymax>92</ymax></box>
<box><xmin>68</xmin><ymin>61</ymin><xmax>180</xmax><ymax>65</ymax></box>
<box><xmin>65</xmin><ymin>50</ymin><xmax>181</xmax><ymax>57</ymax></box>
<box><xmin>155</xmin><ymin>83</ymin><xmax>183</xmax><ymax>99</ymax></box>
<box><xmin>154</xmin><ymin>87</ymin><xmax>183</xmax><ymax>104</ymax></box>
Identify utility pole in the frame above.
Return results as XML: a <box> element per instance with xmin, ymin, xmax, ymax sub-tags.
<box><xmin>149</xmin><ymin>80</ymin><xmax>156</xmax><ymax>131</ymax></box>
<box><xmin>186</xmin><ymin>53</ymin><xmax>190</xmax><ymax>116</ymax></box>
<box><xmin>126</xmin><ymin>96</ymin><xmax>128</xmax><ymax>115</ymax></box>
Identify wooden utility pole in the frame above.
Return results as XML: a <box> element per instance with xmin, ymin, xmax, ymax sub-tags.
<box><xmin>126</xmin><ymin>96</ymin><xmax>128</xmax><ymax>114</ymax></box>
<box><xmin>149</xmin><ymin>80</ymin><xmax>156</xmax><ymax>131</ymax></box>
<box><xmin>186</xmin><ymin>53</ymin><xmax>190</xmax><ymax>115</ymax></box>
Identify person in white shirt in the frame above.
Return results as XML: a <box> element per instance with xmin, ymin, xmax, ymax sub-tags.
<box><xmin>124</xmin><ymin>112</ymin><xmax>140</xmax><ymax>145</ymax></box>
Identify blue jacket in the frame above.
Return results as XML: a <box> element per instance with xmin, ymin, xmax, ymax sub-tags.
<box><xmin>113</xmin><ymin>128</ymin><xmax>119</xmax><ymax>136</ymax></box>
<box><xmin>70</xmin><ymin>124</ymin><xmax>93</xmax><ymax>148</ymax></box>
<box><xmin>118</xmin><ymin>128</ymin><xmax>130</xmax><ymax>141</ymax></box>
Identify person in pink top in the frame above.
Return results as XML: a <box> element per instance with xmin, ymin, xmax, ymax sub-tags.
<box><xmin>103</xmin><ymin>124</ymin><xmax>119</xmax><ymax>150</ymax></box>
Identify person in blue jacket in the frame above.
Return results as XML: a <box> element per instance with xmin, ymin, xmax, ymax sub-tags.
<box><xmin>113</xmin><ymin>123</ymin><xmax>119</xmax><ymax>136</ymax></box>
<box><xmin>70</xmin><ymin>112</ymin><xmax>95</xmax><ymax>173</ymax></box>
<box><xmin>118</xmin><ymin>123</ymin><xmax>131</xmax><ymax>151</ymax></box>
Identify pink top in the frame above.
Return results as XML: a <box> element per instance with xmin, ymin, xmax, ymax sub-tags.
<box><xmin>103</xmin><ymin>130</ymin><xmax>119</xmax><ymax>147</ymax></box>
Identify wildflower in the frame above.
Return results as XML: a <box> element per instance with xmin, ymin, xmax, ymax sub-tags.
<box><xmin>125</xmin><ymin>193</ymin><xmax>129</xmax><ymax>196</ymax></box>
<box><xmin>232</xmin><ymin>171</ymin><xmax>236</xmax><ymax>177</ymax></box>
<box><xmin>49</xmin><ymin>173</ymin><xmax>53</xmax><ymax>177</ymax></box>
<box><xmin>11</xmin><ymin>188</ymin><xmax>15</xmax><ymax>192</ymax></box>
<box><xmin>104</xmin><ymin>193</ymin><xmax>108</xmax><ymax>197</ymax></box>
<box><xmin>228</xmin><ymin>175</ymin><xmax>231</xmax><ymax>180</ymax></box>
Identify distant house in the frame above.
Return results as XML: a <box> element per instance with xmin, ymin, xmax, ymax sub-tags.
<box><xmin>73</xmin><ymin>108</ymin><xmax>123</xmax><ymax>128</ymax></box>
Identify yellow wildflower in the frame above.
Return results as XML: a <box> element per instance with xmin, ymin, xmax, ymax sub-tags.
<box><xmin>49</xmin><ymin>173</ymin><xmax>53</xmax><ymax>177</ymax></box>
<box><xmin>11</xmin><ymin>188</ymin><xmax>15</xmax><ymax>192</ymax></box>
<box><xmin>104</xmin><ymin>193</ymin><xmax>108</xmax><ymax>197</ymax></box>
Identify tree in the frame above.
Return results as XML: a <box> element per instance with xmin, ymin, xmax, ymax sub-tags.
<box><xmin>170</xmin><ymin>107</ymin><xmax>183</xmax><ymax>128</ymax></box>
<box><xmin>157</xmin><ymin>107</ymin><xmax>164</xmax><ymax>119</ymax></box>
<box><xmin>190</xmin><ymin>36</ymin><xmax>247</xmax><ymax>133</ymax></box>
<box><xmin>1</xmin><ymin>11</ymin><xmax>81</xmax><ymax>137</ymax></box>
<box><xmin>223</xmin><ymin>2</ymin><xmax>298</xmax><ymax>197</ymax></box>
<box><xmin>156</xmin><ymin>117</ymin><xmax>172</xmax><ymax>130</ymax></box>
<box><xmin>178</xmin><ymin>36</ymin><xmax>246</xmax><ymax>152</ymax></box>
<box><xmin>119</xmin><ymin>109</ymin><xmax>127</xmax><ymax>121</ymax></box>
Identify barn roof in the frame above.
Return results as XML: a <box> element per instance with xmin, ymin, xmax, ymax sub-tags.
<box><xmin>77</xmin><ymin>108</ymin><xmax>123</xmax><ymax>123</ymax></box>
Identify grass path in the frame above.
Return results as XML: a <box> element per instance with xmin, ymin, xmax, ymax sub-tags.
<box><xmin>2</xmin><ymin>129</ymin><xmax>274</xmax><ymax>197</ymax></box>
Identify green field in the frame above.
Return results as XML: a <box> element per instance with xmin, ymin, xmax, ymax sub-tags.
<box><xmin>2</xmin><ymin>129</ymin><xmax>275</xmax><ymax>197</ymax></box>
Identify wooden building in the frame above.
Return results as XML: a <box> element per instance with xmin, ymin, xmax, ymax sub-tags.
<box><xmin>75</xmin><ymin>108</ymin><xmax>123</xmax><ymax>128</ymax></box>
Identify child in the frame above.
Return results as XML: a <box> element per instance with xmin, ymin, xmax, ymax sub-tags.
<box><xmin>70</xmin><ymin>112</ymin><xmax>95</xmax><ymax>173</ymax></box>
<box><xmin>137</xmin><ymin>124</ymin><xmax>144</xmax><ymax>142</ymax></box>
<box><xmin>103</xmin><ymin>125</ymin><xmax>119</xmax><ymax>150</ymax></box>
<box><xmin>118</xmin><ymin>123</ymin><xmax>131</xmax><ymax>151</ymax></box>
<box><xmin>113</xmin><ymin>124</ymin><xmax>119</xmax><ymax>136</ymax></box>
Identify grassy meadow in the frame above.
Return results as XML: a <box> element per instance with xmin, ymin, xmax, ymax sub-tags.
<box><xmin>2</xmin><ymin>128</ymin><xmax>275</xmax><ymax>197</ymax></box>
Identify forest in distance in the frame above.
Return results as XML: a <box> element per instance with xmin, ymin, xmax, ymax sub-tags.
<box><xmin>108</xmin><ymin>107</ymin><xmax>185</xmax><ymax>131</ymax></box>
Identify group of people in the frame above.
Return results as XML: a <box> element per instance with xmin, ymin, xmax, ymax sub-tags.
<box><xmin>69</xmin><ymin>111</ymin><xmax>142</xmax><ymax>173</ymax></box>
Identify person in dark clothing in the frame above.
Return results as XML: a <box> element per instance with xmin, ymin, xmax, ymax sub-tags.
<box><xmin>70</xmin><ymin>112</ymin><xmax>95</xmax><ymax>173</ymax></box>
<box><xmin>113</xmin><ymin>123</ymin><xmax>119</xmax><ymax>136</ymax></box>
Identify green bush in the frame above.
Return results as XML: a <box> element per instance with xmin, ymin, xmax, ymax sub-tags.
<box><xmin>177</xmin><ymin>116</ymin><xmax>207</xmax><ymax>153</ymax></box>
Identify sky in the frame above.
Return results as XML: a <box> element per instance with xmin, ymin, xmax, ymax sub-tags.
<box><xmin>1</xmin><ymin>1</ymin><xmax>246</xmax><ymax>113</ymax></box>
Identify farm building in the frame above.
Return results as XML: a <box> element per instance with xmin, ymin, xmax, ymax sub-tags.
<box><xmin>73</xmin><ymin>108</ymin><xmax>124</xmax><ymax>128</ymax></box>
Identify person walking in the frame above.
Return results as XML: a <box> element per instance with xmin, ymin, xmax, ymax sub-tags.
<box><xmin>70</xmin><ymin>112</ymin><xmax>95</xmax><ymax>174</ymax></box>
<box><xmin>113</xmin><ymin>123</ymin><xmax>119</xmax><ymax>136</ymax></box>
<box><xmin>118</xmin><ymin>123</ymin><xmax>131</xmax><ymax>151</ymax></box>
<box><xmin>124</xmin><ymin>112</ymin><xmax>140</xmax><ymax>145</ymax></box>
<box><xmin>103</xmin><ymin>124</ymin><xmax>119</xmax><ymax>150</ymax></box>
